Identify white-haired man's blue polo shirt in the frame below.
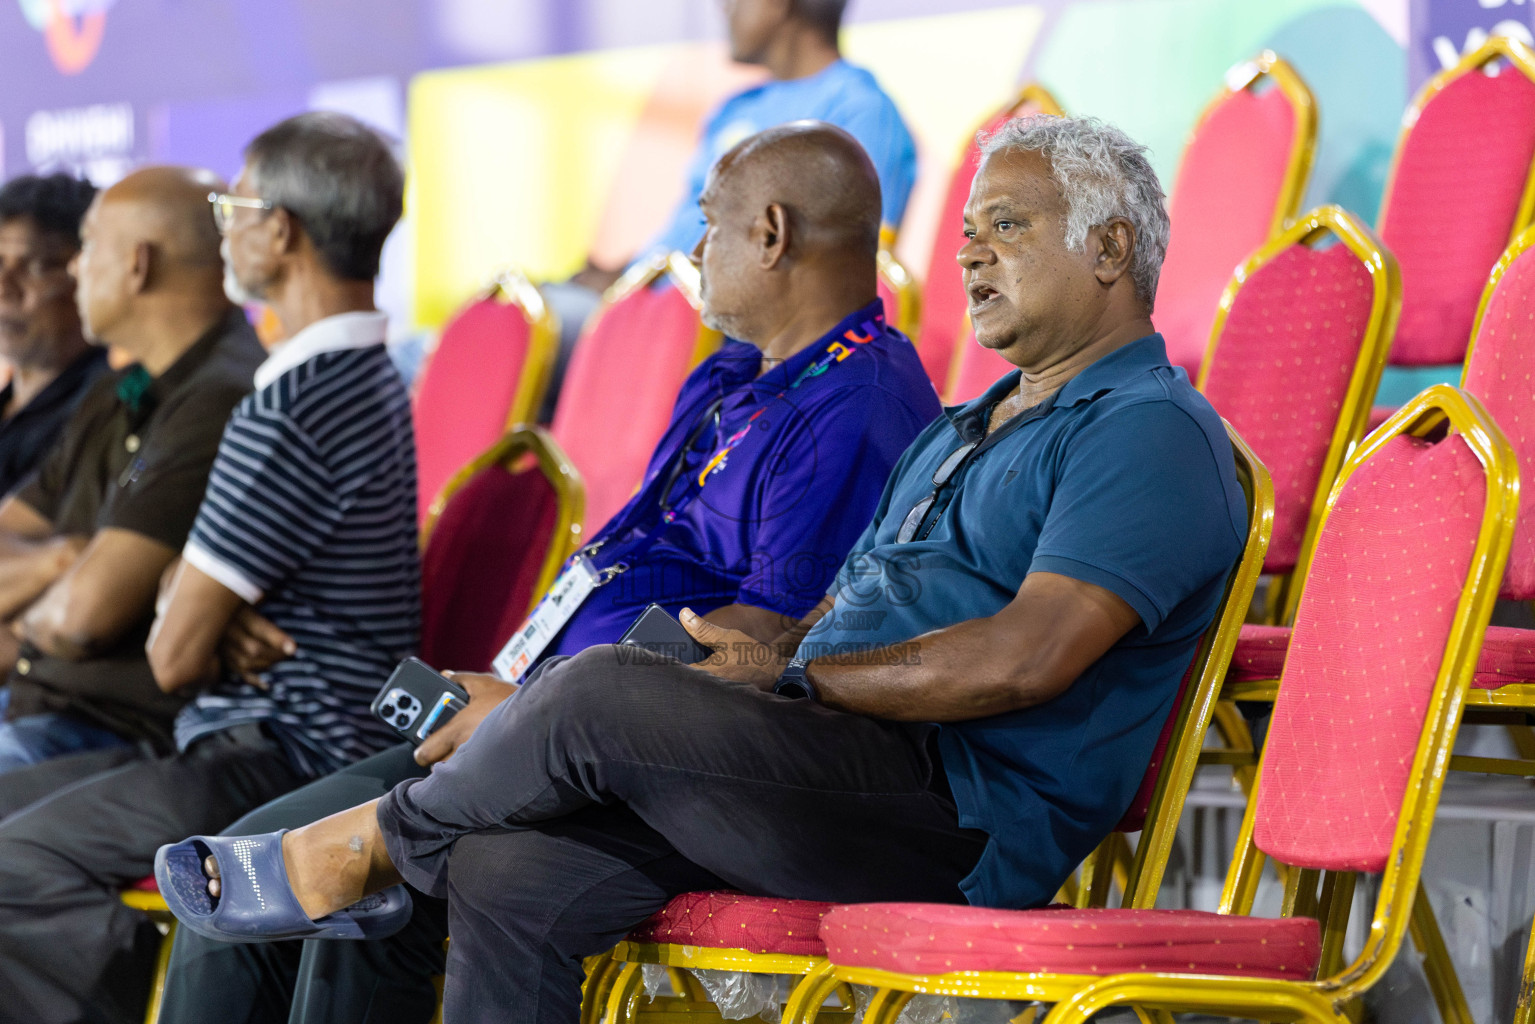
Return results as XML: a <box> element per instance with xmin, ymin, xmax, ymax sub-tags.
<box><xmin>800</xmin><ymin>334</ymin><xmax>1247</xmax><ymax>909</ymax></box>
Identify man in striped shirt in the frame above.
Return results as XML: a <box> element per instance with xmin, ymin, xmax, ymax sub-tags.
<box><xmin>0</xmin><ymin>112</ymin><xmax>419</xmax><ymax>1023</ymax></box>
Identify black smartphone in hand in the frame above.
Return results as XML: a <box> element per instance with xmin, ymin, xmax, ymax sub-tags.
<box><xmin>618</xmin><ymin>604</ymin><xmax>714</xmax><ymax>665</ymax></box>
<box><xmin>372</xmin><ymin>658</ymin><xmax>472</xmax><ymax>746</ymax></box>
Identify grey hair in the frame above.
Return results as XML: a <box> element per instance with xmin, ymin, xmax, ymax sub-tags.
<box><xmin>244</xmin><ymin>111</ymin><xmax>403</xmax><ymax>281</ymax></box>
<box><xmin>980</xmin><ymin>114</ymin><xmax>1170</xmax><ymax>309</ymax></box>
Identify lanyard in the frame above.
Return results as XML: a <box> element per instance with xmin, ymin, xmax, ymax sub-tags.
<box><xmin>583</xmin><ymin>309</ymin><xmax>886</xmax><ymax>581</ymax></box>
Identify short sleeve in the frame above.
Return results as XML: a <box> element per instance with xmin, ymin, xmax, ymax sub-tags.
<box><xmin>1029</xmin><ymin>402</ymin><xmax>1245</xmax><ymax>633</ymax></box>
<box><xmin>183</xmin><ymin>409</ymin><xmax>341</xmax><ymax>604</ymax></box>
<box><xmin>104</xmin><ymin>388</ymin><xmax>243</xmax><ymax>550</ymax></box>
<box><xmin>735</xmin><ymin>389</ymin><xmax>917</xmax><ymax>617</ymax></box>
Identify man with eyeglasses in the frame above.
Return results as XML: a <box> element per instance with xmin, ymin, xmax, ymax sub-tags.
<box><xmin>0</xmin><ymin>113</ymin><xmax>422</xmax><ymax>1024</ymax></box>
<box><xmin>0</xmin><ymin>175</ymin><xmax>109</xmax><ymax>498</ymax></box>
<box><xmin>155</xmin><ymin>116</ymin><xmax>1245</xmax><ymax>1023</ymax></box>
<box><xmin>0</xmin><ymin>166</ymin><xmax>263</xmax><ymax>781</ymax></box>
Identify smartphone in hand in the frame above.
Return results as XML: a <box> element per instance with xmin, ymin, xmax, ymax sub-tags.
<box><xmin>372</xmin><ymin>658</ymin><xmax>472</xmax><ymax>746</ymax></box>
<box><xmin>618</xmin><ymin>604</ymin><xmax>714</xmax><ymax>664</ymax></box>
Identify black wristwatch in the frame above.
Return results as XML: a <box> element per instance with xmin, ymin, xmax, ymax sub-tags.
<box><xmin>773</xmin><ymin>657</ymin><xmax>818</xmax><ymax>701</ymax></box>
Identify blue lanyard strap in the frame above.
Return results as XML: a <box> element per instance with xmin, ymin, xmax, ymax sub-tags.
<box><xmin>582</xmin><ymin>310</ymin><xmax>886</xmax><ymax>577</ymax></box>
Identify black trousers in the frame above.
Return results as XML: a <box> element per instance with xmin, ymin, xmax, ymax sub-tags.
<box><xmin>158</xmin><ymin>743</ymin><xmax>449</xmax><ymax>1024</ymax></box>
<box><xmin>0</xmin><ymin>726</ymin><xmax>303</xmax><ymax>1024</ymax></box>
<box><xmin>378</xmin><ymin>646</ymin><xmax>989</xmax><ymax>1024</ymax></box>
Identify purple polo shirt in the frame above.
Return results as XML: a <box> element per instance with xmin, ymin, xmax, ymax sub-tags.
<box><xmin>544</xmin><ymin>299</ymin><xmax>940</xmax><ymax>659</ymax></box>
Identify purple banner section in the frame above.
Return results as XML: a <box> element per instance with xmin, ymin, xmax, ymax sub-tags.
<box><xmin>1410</xmin><ymin>0</ymin><xmax>1535</xmax><ymax>88</ymax></box>
<box><xmin>0</xmin><ymin>0</ymin><xmax>1038</xmax><ymax>179</ymax></box>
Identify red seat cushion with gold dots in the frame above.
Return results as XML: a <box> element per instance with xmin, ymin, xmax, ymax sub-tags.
<box><xmin>627</xmin><ymin>891</ymin><xmax>835</xmax><ymax>957</ymax></box>
<box><xmin>819</xmin><ymin>904</ymin><xmax>1321</xmax><ymax>980</ymax></box>
<box><xmin>1231</xmin><ymin>622</ymin><xmax>1535</xmax><ymax>690</ymax></box>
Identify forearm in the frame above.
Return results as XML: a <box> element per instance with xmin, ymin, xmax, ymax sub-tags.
<box><xmin>147</xmin><ymin>561</ymin><xmax>249</xmax><ymax>693</ymax></box>
<box><xmin>0</xmin><ymin>538</ymin><xmax>82</xmax><ymax>623</ymax></box>
<box><xmin>806</xmin><ymin>614</ymin><xmax>1052</xmax><ymax>722</ymax></box>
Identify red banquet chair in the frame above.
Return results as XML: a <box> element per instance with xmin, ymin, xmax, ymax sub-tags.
<box><xmin>418</xmin><ymin>426</ymin><xmax>586</xmax><ymax>672</ymax></box>
<box><xmin>549</xmin><ymin>251</ymin><xmax>721</xmax><ymax>533</ymax></box>
<box><xmin>876</xmin><ymin>248</ymin><xmax>921</xmax><ymax>339</ymax></box>
<box><xmin>915</xmin><ymin>84</ymin><xmax>1063</xmax><ymax>391</ymax></box>
<box><xmin>1198</xmin><ymin>205</ymin><xmax>1400</xmax><ymax>622</ymax></box>
<box><xmin>942</xmin><ymin>320</ymin><xmax>1013</xmax><ymax>406</ymax></box>
<box><xmin>1229</xmin><ymin>223</ymin><xmax>1535</xmax><ymax>1024</ymax></box>
<box><xmin>583</xmin><ymin>426</ymin><xmax>1274</xmax><ymax>1024</ymax></box>
<box><xmin>412</xmin><ymin>268</ymin><xmax>558</xmax><ymax>523</ymax></box>
<box><xmin>1155</xmin><ymin>51</ymin><xmax>1317</xmax><ymax>376</ymax></box>
<box><xmin>1376</xmin><ymin>35</ymin><xmax>1535</xmax><ymax>373</ymax></box>
<box><xmin>821</xmin><ymin>385</ymin><xmax>1517</xmax><ymax>1024</ymax></box>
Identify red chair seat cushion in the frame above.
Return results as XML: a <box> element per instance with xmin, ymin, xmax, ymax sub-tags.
<box><xmin>1230</xmin><ymin>624</ymin><xmax>1291</xmax><ymax>681</ymax></box>
<box><xmin>628</xmin><ymin>891</ymin><xmax>835</xmax><ymax>957</ymax></box>
<box><xmin>1473</xmin><ymin>625</ymin><xmax>1535</xmax><ymax>688</ymax></box>
<box><xmin>1233</xmin><ymin>623</ymin><xmax>1534</xmax><ymax>689</ymax></box>
<box><xmin>130</xmin><ymin>876</ymin><xmax>159</xmax><ymax>893</ymax></box>
<box><xmin>820</xmin><ymin>904</ymin><xmax>1321</xmax><ymax>980</ymax></box>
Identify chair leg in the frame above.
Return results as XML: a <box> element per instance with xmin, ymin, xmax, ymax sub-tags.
<box><xmin>861</xmin><ymin>987</ymin><xmax>914</xmax><ymax>1024</ymax></box>
<box><xmin>783</xmin><ymin>961</ymin><xmax>843</xmax><ymax>1024</ymax></box>
<box><xmin>603</xmin><ymin>962</ymin><xmax>648</xmax><ymax>1024</ymax></box>
<box><xmin>581</xmin><ymin>954</ymin><xmax>622</xmax><ymax>1024</ymax></box>
<box><xmin>141</xmin><ymin>918</ymin><xmax>176</xmax><ymax>1024</ymax></box>
<box><xmin>1514</xmin><ymin>899</ymin><xmax>1535</xmax><ymax>1024</ymax></box>
<box><xmin>1408</xmin><ymin>880</ymin><xmax>1476</xmax><ymax>1024</ymax></box>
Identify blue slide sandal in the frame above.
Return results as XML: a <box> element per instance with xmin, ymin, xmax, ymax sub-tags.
<box><xmin>154</xmin><ymin>830</ymin><xmax>413</xmax><ymax>943</ymax></box>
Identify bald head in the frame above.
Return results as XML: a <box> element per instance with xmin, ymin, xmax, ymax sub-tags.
<box><xmin>712</xmin><ymin>120</ymin><xmax>882</xmax><ymax>260</ymax></box>
<box><xmin>96</xmin><ymin>166</ymin><xmax>225</xmax><ymax>271</ymax></box>
<box><xmin>694</xmin><ymin>121</ymin><xmax>887</xmax><ymax>351</ymax></box>
<box><xmin>75</xmin><ymin>165</ymin><xmax>232</xmax><ymax>355</ymax></box>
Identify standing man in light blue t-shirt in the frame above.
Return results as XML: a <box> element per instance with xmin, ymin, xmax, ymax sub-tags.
<box><xmin>544</xmin><ymin>0</ymin><xmax>917</xmax><ymax>417</ymax></box>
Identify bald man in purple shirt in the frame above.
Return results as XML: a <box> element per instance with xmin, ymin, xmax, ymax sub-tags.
<box><xmin>154</xmin><ymin>121</ymin><xmax>938</xmax><ymax>1024</ymax></box>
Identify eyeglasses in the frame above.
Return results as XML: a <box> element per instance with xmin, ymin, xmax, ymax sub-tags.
<box><xmin>208</xmin><ymin>192</ymin><xmax>274</xmax><ymax>233</ymax></box>
<box><xmin>896</xmin><ymin>439</ymin><xmax>980</xmax><ymax>544</ymax></box>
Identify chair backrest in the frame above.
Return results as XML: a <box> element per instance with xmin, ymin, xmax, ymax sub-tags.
<box><xmin>412</xmin><ymin>269</ymin><xmax>558</xmax><ymax>523</ymax></box>
<box><xmin>1155</xmin><ymin>52</ymin><xmax>1317</xmax><ymax>376</ymax></box>
<box><xmin>877</xmin><ymin>249</ymin><xmax>921</xmax><ymax>339</ymax></box>
<box><xmin>1112</xmin><ymin>424</ymin><xmax>1273</xmax><ymax>908</ymax></box>
<box><xmin>1378</xmin><ymin>35</ymin><xmax>1535</xmax><ymax>367</ymax></box>
<box><xmin>916</xmin><ymin>85</ymin><xmax>1063</xmax><ymax>390</ymax></box>
<box><xmin>1462</xmin><ymin>224</ymin><xmax>1535</xmax><ymax>600</ymax></box>
<box><xmin>549</xmin><ymin>252</ymin><xmax>722</xmax><ymax>533</ymax></box>
<box><xmin>1222</xmin><ymin>386</ymin><xmax>1515</xmax><ymax>986</ymax></box>
<box><xmin>419</xmin><ymin>427</ymin><xmax>584</xmax><ymax>672</ymax></box>
<box><xmin>943</xmin><ymin>322</ymin><xmax>1014</xmax><ymax>405</ymax></box>
<box><xmin>1197</xmin><ymin>207</ymin><xmax>1400</xmax><ymax>595</ymax></box>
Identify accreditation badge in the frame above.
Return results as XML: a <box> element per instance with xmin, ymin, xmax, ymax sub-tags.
<box><xmin>491</xmin><ymin>556</ymin><xmax>603</xmax><ymax>682</ymax></box>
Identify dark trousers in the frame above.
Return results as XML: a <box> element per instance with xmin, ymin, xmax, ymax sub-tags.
<box><xmin>0</xmin><ymin>726</ymin><xmax>302</xmax><ymax>1024</ymax></box>
<box><xmin>158</xmin><ymin>743</ymin><xmax>449</xmax><ymax>1024</ymax></box>
<box><xmin>378</xmin><ymin>646</ymin><xmax>989</xmax><ymax>1024</ymax></box>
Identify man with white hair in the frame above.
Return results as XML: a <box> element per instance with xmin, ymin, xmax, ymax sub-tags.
<box><xmin>159</xmin><ymin>115</ymin><xmax>1247</xmax><ymax>1024</ymax></box>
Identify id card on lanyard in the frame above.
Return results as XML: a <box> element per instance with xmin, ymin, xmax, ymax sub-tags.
<box><xmin>491</xmin><ymin>556</ymin><xmax>603</xmax><ymax>682</ymax></box>
<box><xmin>491</xmin><ymin>306</ymin><xmax>886</xmax><ymax>683</ymax></box>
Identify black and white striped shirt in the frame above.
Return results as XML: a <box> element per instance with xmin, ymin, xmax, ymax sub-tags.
<box><xmin>175</xmin><ymin>311</ymin><xmax>420</xmax><ymax>778</ymax></box>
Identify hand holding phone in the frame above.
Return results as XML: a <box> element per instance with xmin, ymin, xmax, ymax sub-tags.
<box><xmin>372</xmin><ymin>658</ymin><xmax>472</xmax><ymax>746</ymax></box>
<box><xmin>619</xmin><ymin>604</ymin><xmax>714</xmax><ymax>664</ymax></box>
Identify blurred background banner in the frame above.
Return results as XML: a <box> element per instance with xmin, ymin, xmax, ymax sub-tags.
<box><xmin>0</xmin><ymin>0</ymin><xmax>1517</xmax><ymax>333</ymax></box>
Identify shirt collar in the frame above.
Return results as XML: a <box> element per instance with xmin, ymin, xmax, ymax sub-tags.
<box><xmin>710</xmin><ymin>298</ymin><xmax>888</xmax><ymax>393</ymax></box>
<box><xmin>945</xmin><ymin>333</ymin><xmax>1171</xmax><ymax>430</ymax></box>
<box><xmin>254</xmin><ymin>310</ymin><xmax>387</xmax><ymax>390</ymax></box>
<box><xmin>148</xmin><ymin>307</ymin><xmax>247</xmax><ymax>402</ymax></box>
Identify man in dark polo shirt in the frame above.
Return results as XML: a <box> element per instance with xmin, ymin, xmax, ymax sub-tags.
<box><xmin>0</xmin><ymin>166</ymin><xmax>262</xmax><ymax>785</ymax></box>
<box><xmin>159</xmin><ymin>115</ymin><xmax>1244</xmax><ymax>1023</ymax></box>
<box><xmin>0</xmin><ymin>174</ymin><xmax>110</xmax><ymax>497</ymax></box>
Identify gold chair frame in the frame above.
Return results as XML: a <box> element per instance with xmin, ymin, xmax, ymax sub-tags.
<box><xmin>835</xmin><ymin>386</ymin><xmax>1515</xmax><ymax>1024</ymax></box>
